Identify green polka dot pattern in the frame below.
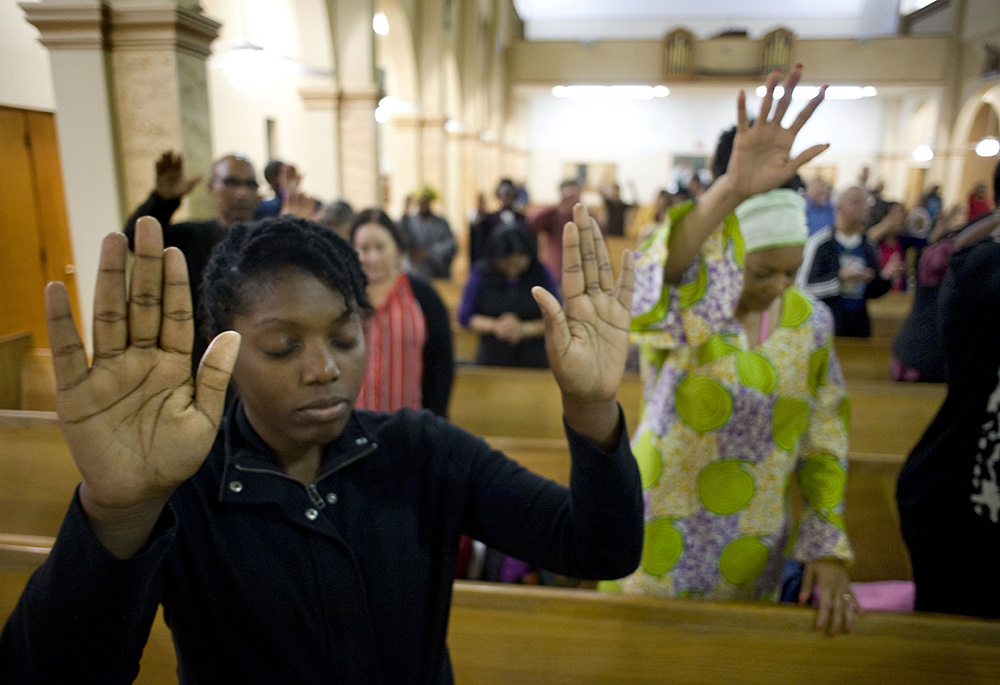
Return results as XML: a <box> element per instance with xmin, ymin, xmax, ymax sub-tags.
<box><xmin>772</xmin><ymin>396</ymin><xmax>809</xmax><ymax>451</ymax></box>
<box><xmin>679</xmin><ymin>260</ymin><xmax>707</xmax><ymax>309</ymax></box>
<box><xmin>641</xmin><ymin>518</ymin><xmax>684</xmax><ymax>576</ymax></box>
<box><xmin>799</xmin><ymin>454</ymin><xmax>846</xmax><ymax>510</ymax></box>
<box><xmin>780</xmin><ymin>288</ymin><xmax>812</xmax><ymax>328</ymax></box>
<box><xmin>698</xmin><ymin>334</ymin><xmax>739</xmax><ymax>366</ymax></box>
<box><xmin>632</xmin><ymin>430</ymin><xmax>663</xmax><ymax>488</ymax></box>
<box><xmin>698</xmin><ymin>461</ymin><xmax>755</xmax><ymax>515</ymax></box>
<box><xmin>675</xmin><ymin>375</ymin><xmax>733</xmax><ymax>432</ymax></box>
<box><xmin>719</xmin><ymin>536</ymin><xmax>769</xmax><ymax>585</ymax></box>
<box><xmin>737</xmin><ymin>350</ymin><xmax>778</xmax><ymax>394</ymax></box>
<box><xmin>808</xmin><ymin>347</ymin><xmax>829</xmax><ymax>397</ymax></box>
<box><xmin>839</xmin><ymin>396</ymin><xmax>851</xmax><ymax>432</ymax></box>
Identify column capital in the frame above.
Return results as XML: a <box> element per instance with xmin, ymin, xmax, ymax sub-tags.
<box><xmin>299</xmin><ymin>85</ymin><xmax>342</xmax><ymax>111</ymax></box>
<box><xmin>20</xmin><ymin>1</ymin><xmax>108</xmax><ymax>51</ymax></box>
<box><xmin>340</xmin><ymin>85</ymin><xmax>383</xmax><ymax>107</ymax></box>
<box><xmin>421</xmin><ymin>115</ymin><xmax>449</xmax><ymax>129</ymax></box>
<box><xmin>109</xmin><ymin>2</ymin><xmax>220</xmax><ymax>58</ymax></box>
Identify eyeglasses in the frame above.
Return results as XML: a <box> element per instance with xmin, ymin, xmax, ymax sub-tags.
<box><xmin>216</xmin><ymin>177</ymin><xmax>260</xmax><ymax>191</ymax></box>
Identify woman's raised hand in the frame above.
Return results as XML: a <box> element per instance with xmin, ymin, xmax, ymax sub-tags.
<box><xmin>532</xmin><ymin>204</ymin><xmax>634</xmax><ymax>450</ymax></box>
<box><xmin>726</xmin><ymin>65</ymin><xmax>829</xmax><ymax>200</ymax></box>
<box><xmin>46</xmin><ymin>217</ymin><xmax>240</xmax><ymax>546</ymax></box>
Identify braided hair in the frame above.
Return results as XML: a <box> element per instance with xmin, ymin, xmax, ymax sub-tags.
<box><xmin>200</xmin><ymin>215</ymin><xmax>372</xmax><ymax>342</ymax></box>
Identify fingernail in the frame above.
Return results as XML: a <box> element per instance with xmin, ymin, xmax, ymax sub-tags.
<box><xmin>795</xmin><ymin>63</ymin><xmax>803</xmax><ymax>69</ymax></box>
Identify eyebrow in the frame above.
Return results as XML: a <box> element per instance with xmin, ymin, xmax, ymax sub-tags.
<box><xmin>251</xmin><ymin>308</ymin><xmax>356</xmax><ymax>330</ymax></box>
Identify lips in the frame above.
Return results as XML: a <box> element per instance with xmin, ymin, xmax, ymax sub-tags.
<box><xmin>295</xmin><ymin>396</ymin><xmax>350</xmax><ymax>422</ymax></box>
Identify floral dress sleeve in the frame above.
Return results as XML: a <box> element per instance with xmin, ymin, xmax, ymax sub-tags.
<box><xmin>789</xmin><ymin>302</ymin><xmax>854</xmax><ymax>565</ymax></box>
<box><xmin>631</xmin><ymin>201</ymin><xmax>745</xmax><ymax>351</ymax></box>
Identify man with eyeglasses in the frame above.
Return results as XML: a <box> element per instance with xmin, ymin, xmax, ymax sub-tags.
<box><xmin>123</xmin><ymin>151</ymin><xmax>260</xmax><ymax>369</ymax></box>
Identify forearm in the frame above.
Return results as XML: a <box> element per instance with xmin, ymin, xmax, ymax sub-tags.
<box><xmin>124</xmin><ymin>192</ymin><xmax>180</xmax><ymax>247</ymax></box>
<box><xmin>663</xmin><ymin>175</ymin><xmax>748</xmax><ymax>282</ymax></box>
<box><xmin>0</xmin><ymin>493</ymin><xmax>168</xmax><ymax>682</ymax></box>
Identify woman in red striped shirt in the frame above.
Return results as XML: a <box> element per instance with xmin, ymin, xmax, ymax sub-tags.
<box><xmin>351</xmin><ymin>209</ymin><xmax>454</xmax><ymax>416</ymax></box>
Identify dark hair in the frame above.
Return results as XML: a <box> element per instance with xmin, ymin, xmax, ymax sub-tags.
<box><xmin>711</xmin><ymin>123</ymin><xmax>801</xmax><ymax>191</ymax></box>
<box><xmin>263</xmin><ymin>160</ymin><xmax>284</xmax><ymax>186</ymax></box>
<box><xmin>200</xmin><ymin>216</ymin><xmax>372</xmax><ymax>341</ymax></box>
<box><xmin>319</xmin><ymin>199</ymin><xmax>355</xmax><ymax>229</ymax></box>
<box><xmin>484</xmin><ymin>224</ymin><xmax>537</xmax><ymax>273</ymax></box>
<box><xmin>497</xmin><ymin>178</ymin><xmax>516</xmax><ymax>195</ymax></box>
<box><xmin>349</xmin><ymin>208</ymin><xmax>408</xmax><ymax>250</ymax></box>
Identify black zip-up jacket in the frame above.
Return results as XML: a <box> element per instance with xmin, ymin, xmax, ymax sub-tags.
<box><xmin>0</xmin><ymin>404</ymin><xmax>643</xmax><ymax>683</ymax></box>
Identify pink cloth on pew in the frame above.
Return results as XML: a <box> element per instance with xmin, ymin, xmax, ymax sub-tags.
<box><xmin>850</xmin><ymin>581</ymin><xmax>915</xmax><ymax>612</ymax></box>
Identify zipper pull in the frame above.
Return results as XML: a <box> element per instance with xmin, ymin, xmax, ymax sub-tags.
<box><xmin>306</xmin><ymin>483</ymin><xmax>326</xmax><ymax>509</ymax></box>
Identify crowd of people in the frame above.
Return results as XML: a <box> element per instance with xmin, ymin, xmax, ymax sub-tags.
<box><xmin>3</xmin><ymin>65</ymin><xmax>999</xmax><ymax>680</ymax></box>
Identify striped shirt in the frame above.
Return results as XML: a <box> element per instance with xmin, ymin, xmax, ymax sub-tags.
<box><xmin>356</xmin><ymin>274</ymin><xmax>427</xmax><ymax>413</ymax></box>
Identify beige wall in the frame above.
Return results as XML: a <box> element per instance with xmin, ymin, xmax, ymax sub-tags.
<box><xmin>0</xmin><ymin>0</ymin><xmax>55</xmax><ymax>111</ymax></box>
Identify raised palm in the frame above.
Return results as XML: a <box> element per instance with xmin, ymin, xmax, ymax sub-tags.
<box><xmin>533</xmin><ymin>204</ymin><xmax>634</xmax><ymax>404</ymax></box>
<box><xmin>46</xmin><ymin>217</ymin><xmax>239</xmax><ymax>511</ymax></box>
<box><xmin>727</xmin><ymin>66</ymin><xmax>830</xmax><ymax>198</ymax></box>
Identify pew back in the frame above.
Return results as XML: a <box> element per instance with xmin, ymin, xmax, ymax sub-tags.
<box><xmin>453</xmin><ymin>366</ymin><xmax>944</xmax><ymax>457</ymax></box>
<box><xmin>0</xmin><ymin>332</ymin><xmax>32</xmax><ymax>410</ymax></box>
<box><xmin>447</xmin><ymin>582</ymin><xmax>1000</xmax><ymax>685</ymax></box>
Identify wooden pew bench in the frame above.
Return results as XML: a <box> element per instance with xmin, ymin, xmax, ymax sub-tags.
<box><xmin>834</xmin><ymin>336</ymin><xmax>893</xmax><ymax>381</ymax></box>
<box><xmin>448</xmin><ymin>582</ymin><xmax>1000</xmax><ymax>685</ymax></box>
<box><xmin>4</xmin><ymin>542</ymin><xmax>994</xmax><ymax>685</ymax></box>
<box><xmin>453</xmin><ymin>366</ymin><xmax>944</xmax><ymax>457</ymax></box>
<box><xmin>0</xmin><ymin>332</ymin><xmax>32</xmax><ymax>410</ymax></box>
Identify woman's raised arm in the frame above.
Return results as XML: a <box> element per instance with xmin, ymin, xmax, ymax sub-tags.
<box><xmin>46</xmin><ymin>216</ymin><xmax>240</xmax><ymax>557</ymax></box>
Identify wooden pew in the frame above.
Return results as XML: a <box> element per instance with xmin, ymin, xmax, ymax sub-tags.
<box><xmin>4</xmin><ymin>537</ymin><xmax>993</xmax><ymax>685</ymax></box>
<box><xmin>450</xmin><ymin>366</ymin><xmax>644</xmax><ymax>441</ymax></box>
<box><xmin>835</xmin><ymin>336</ymin><xmax>893</xmax><ymax>381</ymax></box>
<box><xmin>453</xmin><ymin>366</ymin><xmax>944</xmax><ymax>457</ymax></box>
<box><xmin>867</xmin><ymin>290</ymin><xmax>912</xmax><ymax>340</ymax></box>
<box><xmin>0</xmin><ymin>332</ymin><xmax>32</xmax><ymax>410</ymax></box>
<box><xmin>447</xmin><ymin>582</ymin><xmax>1000</xmax><ymax>685</ymax></box>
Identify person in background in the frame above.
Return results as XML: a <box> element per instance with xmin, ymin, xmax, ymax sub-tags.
<box><xmin>600</xmin><ymin>181</ymin><xmax>637</xmax><ymax>237</ymax></box>
<box><xmin>968</xmin><ymin>181</ymin><xmax>993</xmax><ymax>223</ymax></box>
<box><xmin>529</xmin><ymin>178</ymin><xmax>581</xmax><ymax>284</ymax></box>
<box><xmin>897</xmin><ymin>159</ymin><xmax>1000</xmax><ymax>618</ymax></box>
<box><xmin>918</xmin><ymin>184</ymin><xmax>943</xmax><ymax>225</ymax></box>
<box><xmin>254</xmin><ymin>159</ymin><xmax>288</xmax><ymax>218</ymax></box>
<box><xmin>0</xmin><ymin>211</ymin><xmax>643</xmax><ymax>681</ymax></box>
<box><xmin>400</xmin><ymin>186</ymin><xmax>458</xmax><ymax>280</ymax></box>
<box><xmin>317</xmin><ymin>199</ymin><xmax>355</xmax><ymax>242</ymax></box>
<box><xmin>609</xmin><ymin>66</ymin><xmax>858</xmax><ymax>635</ymax></box>
<box><xmin>458</xmin><ymin>224</ymin><xmax>557</xmax><ymax>368</ymax></box>
<box><xmin>123</xmin><ymin>150</ymin><xmax>259</xmax><ymax>371</ymax></box>
<box><xmin>469</xmin><ymin>179</ymin><xmax>526</xmax><ymax>264</ymax></box>
<box><xmin>804</xmin><ymin>176</ymin><xmax>835</xmax><ymax>236</ymax></box>
<box><xmin>798</xmin><ymin>185</ymin><xmax>903</xmax><ymax>337</ymax></box>
<box><xmin>867</xmin><ymin>202</ymin><xmax>908</xmax><ymax>291</ymax></box>
<box><xmin>351</xmin><ymin>209</ymin><xmax>454</xmax><ymax>417</ymax></box>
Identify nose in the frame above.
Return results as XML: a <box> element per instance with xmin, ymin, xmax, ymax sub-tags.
<box><xmin>302</xmin><ymin>341</ymin><xmax>340</xmax><ymax>384</ymax></box>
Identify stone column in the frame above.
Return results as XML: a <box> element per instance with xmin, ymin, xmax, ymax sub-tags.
<box><xmin>339</xmin><ymin>86</ymin><xmax>381</xmax><ymax>209</ymax></box>
<box><xmin>20</xmin><ymin>0</ymin><xmax>123</xmax><ymax>349</ymax></box>
<box><xmin>421</xmin><ymin>115</ymin><xmax>448</xmax><ymax>199</ymax></box>
<box><xmin>107</xmin><ymin>1</ymin><xmax>220</xmax><ymax>217</ymax></box>
<box><xmin>389</xmin><ymin>112</ymin><xmax>423</xmax><ymax>216</ymax></box>
<box><xmin>299</xmin><ymin>85</ymin><xmax>344</xmax><ymax>201</ymax></box>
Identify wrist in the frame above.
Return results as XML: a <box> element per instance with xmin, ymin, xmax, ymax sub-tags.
<box><xmin>562</xmin><ymin>396</ymin><xmax>621</xmax><ymax>452</ymax></box>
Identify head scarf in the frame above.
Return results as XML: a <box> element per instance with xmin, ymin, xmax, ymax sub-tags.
<box><xmin>734</xmin><ymin>188</ymin><xmax>808</xmax><ymax>253</ymax></box>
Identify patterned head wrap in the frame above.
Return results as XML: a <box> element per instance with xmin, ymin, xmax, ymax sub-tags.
<box><xmin>734</xmin><ymin>188</ymin><xmax>808</xmax><ymax>253</ymax></box>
